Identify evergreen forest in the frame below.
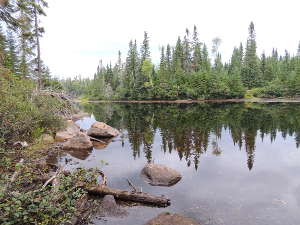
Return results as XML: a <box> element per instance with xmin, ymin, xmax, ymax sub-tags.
<box><xmin>63</xmin><ymin>22</ymin><xmax>300</xmax><ymax>100</ymax></box>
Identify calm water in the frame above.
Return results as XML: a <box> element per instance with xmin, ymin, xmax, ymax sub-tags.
<box><xmin>59</xmin><ymin>102</ymin><xmax>300</xmax><ymax>225</ymax></box>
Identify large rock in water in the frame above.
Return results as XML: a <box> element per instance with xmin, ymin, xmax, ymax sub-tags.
<box><xmin>87</xmin><ymin>122</ymin><xmax>120</xmax><ymax>138</ymax></box>
<box><xmin>141</xmin><ymin>164</ymin><xmax>182</xmax><ymax>186</ymax></box>
<box><xmin>62</xmin><ymin>133</ymin><xmax>93</xmax><ymax>151</ymax></box>
<box><xmin>55</xmin><ymin>120</ymin><xmax>80</xmax><ymax>142</ymax></box>
<box><xmin>100</xmin><ymin>195</ymin><xmax>128</xmax><ymax>218</ymax></box>
<box><xmin>144</xmin><ymin>212</ymin><xmax>201</xmax><ymax>225</ymax></box>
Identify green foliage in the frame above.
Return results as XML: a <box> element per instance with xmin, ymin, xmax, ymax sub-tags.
<box><xmin>0</xmin><ymin>74</ymin><xmax>65</xmax><ymax>145</ymax></box>
<box><xmin>0</xmin><ymin>163</ymin><xmax>98</xmax><ymax>225</ymax></box>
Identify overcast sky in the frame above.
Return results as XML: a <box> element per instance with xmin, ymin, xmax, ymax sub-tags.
<box><xmin>41</xmin><ymin>0</ymin><xmax>300</xmax><ymax>79</ymax></box>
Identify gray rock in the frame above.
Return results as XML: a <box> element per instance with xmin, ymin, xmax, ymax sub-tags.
<box><xmin>87</xmin><ymin>122</ymin><xmax>120</xmax><ymax>138</ymax></box>
<box><xmin>62</xmin><ymin>133</ymin><xmax>93</xmax><ymax>151</ymax></box>
<box><xmin>141</xmin><ymin>164</ymin><xmax>182</xmax><ymax>186</ymax></box>
<box><xmin>100</xmin><ymin>195</ymin><xmax>128</xmax><ymax>218</ymax></box>
<box><xmin>144</xmin><ymin>212</ymin><xmax>201</xmax><ymax>225</ymax></box>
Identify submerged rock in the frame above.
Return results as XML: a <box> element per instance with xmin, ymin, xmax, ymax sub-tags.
<box><xmin>87</xmin><ymin>122</ymin><xmax>120</xmax><ymax>138</ymax></box>
<box><xmin>62</xmin><ymin>133</ymin><xmax>93</xmax><ymax>151</ymax></box>
<box><xmin>141</xmin><ymin>164</ymin><xmax>182</xmax><ymax>186</ymax></box>
<box><xmin>144</xmin><ymin>212</ymin><xmax>201</xmax><ymax>225</ymax></box>
<box><xmin>55</xmin><ymin>120</ymin><xmax>80</xmax><ymax>142</ymax></box>
<box><xmin>100</xmin><ymin>195</ymin><xmax>128</xmax><ymax>218</ymax></box>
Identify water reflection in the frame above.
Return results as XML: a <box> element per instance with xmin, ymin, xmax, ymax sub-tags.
<box><xmin>81</xmin><ymin>102</ymin><xmax>300</xmax><ymax>171</ymax></box>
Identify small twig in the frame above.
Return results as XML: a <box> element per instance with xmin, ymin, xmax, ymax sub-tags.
<box><xmin>41</xmin><ymin>166</ymin><xmax>64</xmax><ymax>190</ymax></box>
<box><xmin>126</xmin><ymin>178</ymin><xmax>137</xmax><ymax>192</ymax></box>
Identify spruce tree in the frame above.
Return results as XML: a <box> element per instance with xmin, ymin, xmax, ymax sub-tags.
<box><xmin>172</xmin><ymin>37</ymin><xmax>184</xmax><ymax>76</ymax></box>
<box><xmin>202</xmin><ymin>43</ymin><xmax>210</xmax><ymax>71</ymax></box>
<box><xmin>140</xmin><ymin>31</ymin><xmax>150</xmax><ymax>63</ymax></box>
<box><xmin>183</xmin><ymin>28</ymin><xmax>191</xmax><ymax>72</ymax></box>
<box><xmin>192</xmin><ymin>25</ymin><xmax>202</xmax><ymax>72</ymax></box>
<box><xmin>241</xmin><ymin>22</ymin><xmax>262</xmax><ymax>88</ymax></box>
<box><xmin>166</xmin><ymin>44</ymin><xmax>172</xmax><ymax>74</ymax></box>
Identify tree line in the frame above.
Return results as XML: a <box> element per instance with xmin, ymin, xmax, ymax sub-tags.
<box><xmin>63</xmin><ymin>22</ymin><xmax>300</xmax><ymax>100</ymax></box>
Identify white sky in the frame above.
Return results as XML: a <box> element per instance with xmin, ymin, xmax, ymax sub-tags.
<box><xmin>41</xmin><ymin>0</ymin><xmax>300</xmax><ymax>79</ymax></box>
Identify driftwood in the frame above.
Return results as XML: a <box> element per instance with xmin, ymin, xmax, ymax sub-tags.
<box><xmin>87</xmin><ymin>185</ymin><xmax>170</xmax><ymax>207</ymax></box>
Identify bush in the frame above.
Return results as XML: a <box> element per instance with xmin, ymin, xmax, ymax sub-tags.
<box><xmin>0</xmin><ymin>74</ymin><xmax>66</xmax><ymax>146</ymax></box>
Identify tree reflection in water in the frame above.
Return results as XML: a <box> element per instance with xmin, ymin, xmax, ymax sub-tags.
<box><xmin>82</xmin><ymin>102</ymin><xmax>300</xmax><ymax>170</ymax></box>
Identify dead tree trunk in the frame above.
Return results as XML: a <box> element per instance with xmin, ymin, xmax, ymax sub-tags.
<box><xmin>87</xmin><ymin>185</ymin><xmax>170</xmax><ymax>207</ymax></box>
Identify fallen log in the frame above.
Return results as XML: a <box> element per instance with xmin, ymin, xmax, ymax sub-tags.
<box><xmin>87</xmin><ymin>185</ymin><xmax>170</xmax><ymax>207</ymax></box>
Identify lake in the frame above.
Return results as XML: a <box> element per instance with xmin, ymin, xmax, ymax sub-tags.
<box><xmin>58</xmin><ymin>102</ymin><xmax>300</xmax><ymax>225</ymax></box>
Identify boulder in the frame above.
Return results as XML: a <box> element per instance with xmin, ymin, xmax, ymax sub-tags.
<box><xmin>55</xmin><ymin>120</ymin><xmax>80</xmax><ymax>142</ymax></box>
<box><xmin>141</xmin><ymin>164</ymin><xmax>182</xmax><ymax>186</ymax></box>
<box><xmin>144</xmin><ymin>212</ymin><xmax>201</xmax><ymax>225</ymax></box>
<box><xmin>87</xmin><ymin>122</ymin><xmax>120</xmax><ymax>138</ymax></box>
<box><xmin>62</xmin><ymin>133</ymin><xmax>93</xmax><ymax>151</ymax></box>
<box><xmin>71</xmin><ymin>112</ymin><xmax>90</xmax><ymax>121</ymax></box>
<box><xmin>100</xmin><ymin>195</ymin><xmax>128</xmax><ymax>218</ymax></box>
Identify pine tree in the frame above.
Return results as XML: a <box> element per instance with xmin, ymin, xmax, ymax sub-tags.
<box><xmin>241</xmin><ymin>22</ymin><xmax>262</xmax><ymax>88</ymax></box>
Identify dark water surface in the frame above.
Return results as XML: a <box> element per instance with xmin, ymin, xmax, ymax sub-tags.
<box><xmin>59</xmin><ymin>102</ymin><xmax>300</xmax><ymax>225</ymax></box>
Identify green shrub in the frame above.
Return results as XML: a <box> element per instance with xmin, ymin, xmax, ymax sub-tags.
<box><xmin>0</xmin><ymin>75</ymin><xmax>65</xmax><ymax>146</ymax></box>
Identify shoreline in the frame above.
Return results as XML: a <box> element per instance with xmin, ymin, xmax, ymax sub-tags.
<box><xmin>76</xmin><ymin>98</ymin><xmax>300</xmax><ymax>104</ymax></box>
